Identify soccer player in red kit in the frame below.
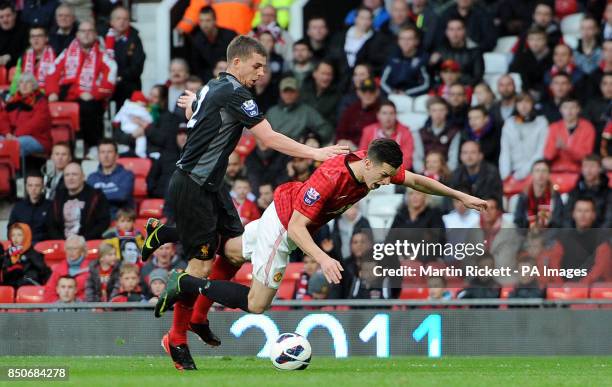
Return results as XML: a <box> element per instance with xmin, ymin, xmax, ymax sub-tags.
<box><xmin>155</xmin><ymin>138</ymin><xmax>487</xmax><ymax>319</ymax></box>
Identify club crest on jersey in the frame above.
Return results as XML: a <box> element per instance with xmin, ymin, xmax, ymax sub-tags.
<box><xmin>303</xmin><ymin>187</ymin><xmax>320</xmax><ymax>206</ymax></box>
<box><xmin>241</xmin><ymin>99</ymin><xmax>259</xmax><ymax>117</ymax></box>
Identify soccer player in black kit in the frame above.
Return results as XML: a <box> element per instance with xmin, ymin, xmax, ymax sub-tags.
<box><xmin>143</xmin><ymin>35</ymin><xmax>348</xmax><ymax>370</ymax></box>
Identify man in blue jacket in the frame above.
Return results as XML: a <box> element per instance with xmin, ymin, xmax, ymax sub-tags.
<box><xmin>87</xmin><ymin>139</ymin><xmax>135</xmax><ymax>219</ymax></box>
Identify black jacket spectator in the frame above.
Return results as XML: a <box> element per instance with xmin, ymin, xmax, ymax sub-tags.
<box><xmin>457</xmin><ymin>277</ymin><xmax>501</xmax><ymax>302</ymax></box>
<box><xmin>47</xmin><ymin>184</ymin><xmax>111</xmax><ymax>240</ymax></box>
<box><xmin>21</xmin><ymin>0</ymin><xmax>59</xmax><ymax>29</ymax></box>
<box><xmin>300</xmin><ymin>74</ymin><xmax>341</xmax><ymax>127</ymax></box>
<box><xmin>245</xmin><ymin>147</ymin><xmax>290</xmax><ymax>194</ymax></box>
<box><xmin>509</xmin><ymin>47</ymin><xmax>553</xmax><ymax>97</ymax></box>
<box><xmin>1</xmin><ymin>247</ymin><xmax>50</xmax><ymax>288</ymax></box>
<box><xmin>461</xmin><ymin>120</ymin><xmax>501</xmax><ymax>166</ymax></box>
<box><xmin>439</xmin><ymin>3</ymin><xmax>497</xmax><ymax>52</ymax></box>
<box><xmin>449</xmin><ymin>160</ymin><xmax>503</xmax><ymax>205</ymax></box>
<box><xmin>0</xmin><ymin>16</ymin><xmax>29</xmax><ymax>68</ymax></box>
<box><xmin>564</xmin><ymin>173</ymin><xmax>612</xmax><ymax>228</ymax></box>
<box><xmin>147</xmin><ymin>143</ymin><xmax>180</xmax><ymax>199</ymax></box>
<box><xmin>509</xmin><ymin>280</ymin><xmax>544</xmax><ymax>299</ymax></box>
<box><xmin>112</xmin><ymin>27</ymin><xmax>146</xmax><ymax>107</ymax></box>
<box><xmin>84</xmin><ymin>259</ymin><xmax>120</xmax><ymax>302</ymax></box>
<box><xmin>49</xmin><ymin>23</ymin><xmax>77</xmax><ymax>55</ymax></box>
<box><xmin>145</xmin><ymin>110</ymin><xmax>182</xmax><ymax>156</ymax></box>
<box><xmin>513</xmin><ymin>190</ymin><xmax>565</xmax><ymax>228</ymax></box>
<box><xmin>8</xmin><ymin>195</ymin><xmax>51</xmax><ymax>244</ymax></box>
<box><xmin>497</xmin><ymin>0</ymin><xmax>540</xmax><ymax>36</ymax></box>
<box><xmin>190</xmin><ymin>26</ymin><xmax>236</xmax><ymax>83</ymax></box>
<box><xmin>434</xmin><ymin>39</ymin><xmax>484</xmax><ymax>86</ymax></box>
<box><xmin>380</xmin><ymin>47</ymin><xmax>430</xmax><ymax>97</ymax></box>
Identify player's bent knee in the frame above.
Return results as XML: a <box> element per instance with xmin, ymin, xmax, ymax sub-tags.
<box><xmin>186</xmin><ymin>259</ymin><xmax>212</xmax><ymax>278</ymax></box>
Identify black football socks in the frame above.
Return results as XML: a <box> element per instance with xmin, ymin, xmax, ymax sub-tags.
<box><xmin>180</xmin><ymin>275</ymin><xmax>250</xmax><ymax>312</ymax></box>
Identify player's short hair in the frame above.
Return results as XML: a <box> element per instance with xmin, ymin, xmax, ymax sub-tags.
<box><xmin>532</xmin><ymin>159</ymin><xmax>550</xmax><ymax>171</ymax></box>
<box><xmin>468</xmin><ymin>105</ymin><xmax>488</xmax><ymax>116</ymax></box>
<box><xmin>398</xmin><ymin>25</ymin><xmax>420</xmax><ymax>40</ymax></box>
<box><xmin>583</xmin><ymin>154</ymin><xmax>601</xmax><ymax>164</ymax></box>
<box><xmin>116</xmin><ymin>207</ymin><xmax>136</xmax><ymax>222</ymax></box>
<box><xmin>57</xmin><ymin>275</ymin><xmax>76</xmax><ymax>285</ymax></box>
<box><xmin>378</xmin><ymin>100</ymin><xmax>396</xmax><ymax>112</ymax></box>
<box><xmin>29</xmin><ymin>25</ymin><xmax>48</xmax><ymax>36</ymax></box>
<box><xmin>226</xmin><ymin>35</ymin><xmax>267</xmax><ymax>62</ymax></box>
<box><xmin>574</xmin><ymin>196</ymin><xmax>596</xmax><ymax>210</ymax></box>
<box><xmin>200</xmin><ymin>5</ymin><xmax>216</xmax><ymax>18</ymax></box>
<box><xmin>560</xmin><ymin>96</ymin><xmax>580</xmax><ymax>107</ymax></box>
<box><xmin>367</xmin><ymin>138</ymin><xmax>403</xmax><ymax>169</ymax></box>
<box><xmin>120</xmin><ymin>263</ymin><xmax>140</xmax><ymax>277</ymax></box>
<box><xmin>426</xmin><ymin>96</ymin><xmax>448</xmax><ymax>111</ymax></box>
<box><xmin>187</xmin><ymin>75</ymin><xmax>203</xmax><ymax>84</ymax></box>
<box><xmin>233</xmin><ymin>176</ymin><xmax>250</xmax><ymax>185</ymax></box>
<box><xmin>0</xmin><ymin>1</ymin><xmax>15</xmax><ymax>13</ymax></box>
<box><xmin>527</xmin><ymin>26</ymin><xmax>547</xmax><ymax>38</ymax></box>
<box><xmin>293</xmin><ymin>38</ymin><xmax>312</xmax><ymax>51</ymax></box>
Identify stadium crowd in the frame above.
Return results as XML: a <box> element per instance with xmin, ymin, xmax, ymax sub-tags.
<box><xmin>0</xmin><ymin>0</ymin><xmax>611</xmax><ymax>306</ymax></box>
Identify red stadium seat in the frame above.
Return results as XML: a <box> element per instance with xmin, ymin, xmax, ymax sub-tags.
<box><xmin>1</xmin><ymin>240</ymin><xmax>9</xmax><ymax>250</ymax></box>
<box><xmin>7</xmin><ymin>66</ymin><xmax>16</xmax><ymax>82</ymax></box>
<box><xmin>0</xmin><ymin>139</ymin><xmax>21</xmax><ymax>173</ymax></box>
<box><xmin>590</xmin><ymin>282</ymin><xmax>612</xmax><ymax>299</ymax></box>
<box><xmin>134</xmin><ymin>218</ymin><xmax>148</xmax><ymax>235</ymax></box>
<box><xmin>399</xmin><ymin>287</ymin><xmax>429</xmax><ymax>299</ymax></box>
<box><xmin>233</xmin><ymin>262</ymin><xmax>253</xmax><ymax>286</ymax></box>
<box><xmin>503</xmin><ymin>175</ymin><xmax>532</xmax><ymax>197</ymax></box>
<box><xmin>133</xmin><ymin>177</ymin><xmax>148</xmax><ymax>198</ymax></box>
<box><xmin>235</xmin><ymin>132</ymin><xmax>256</xmax><ymax>161</ymax></box>
<box><xmin>16</xmin><ymin>286</ymin><xmax>45</xmax><ymax>303</ymax></box>
<box><xmin>34</xmin><ymin>240</ymin><xmax>65</xmax><ymax>264</ymax></box>
<box><xmin>49</xmin><ymin>102</ymin><xmax>80</xmax><ymax>144</ymax></box>
<box><xmin>0</xmin><ymin>286</ymin><xmax>15</xmax><ymax>303</ymax></box>
<box><xmin>608</xmin><ymin>172</ymin><xmax>612</xmax><ymax>189</ymax></box>
<box><xmin>86</xmin><ymin>240</ymin><xmax>104</xmax><ymax>261</ymax></box>
<box><xmin>546</xmin><ymin>283</ymin><xmax>589</xmax><ymax>300</ymax></box>
<box><xmin>500</xmin><ymin>286</ymin><xmax>513</xmax><ymax>299</ymax></box>
<box><xmin>0</xmin><ymin>66</ymin><xmax>7</xmax><ymax>85</ymax></box>
<box><xmin>276</xmin><ymin>281</ymin><xmax>296</xmax><ymax>300</ymax></box>
<box><xmin>283</xmin><ymin>262</ymin><xmax>304</xmax><ymax>282</ymax></box>
<box><xmin>0</xmin><ymin>165</ymin><xmax>11</xmax><ymax>197</ymax></box>
<box><xmin>550</xmin><ymin>173</ymin><xmax>579</xmax><ymax>193</ymax></box>
<box><xmin>138</xmin><ymin>199</ymin><xmax>164</xmax><ymax>218</ymax></box>
<box><xmin>117</xmin><ymin>157</ymin><xmax>152</xmax><ymax>178</ymax></box>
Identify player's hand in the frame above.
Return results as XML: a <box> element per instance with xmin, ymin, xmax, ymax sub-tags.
<box><xmin>313</xmin><ymin>144</ymin><xmax>350</xmax><ymax>161</ymax></box>
<box><xmin>320</xmin><ymin>256</ymin><xmax>343</xmax><ymax>284</ymax></box>
<box><xmin>459</xmin><ymin>193</ymin><xmax>488</xmax><ymax>212</ymax></box>
<box><xmin>178</xmin><ymin>90</ymin><xmax>196</xmax><ymax>109</ymax></box>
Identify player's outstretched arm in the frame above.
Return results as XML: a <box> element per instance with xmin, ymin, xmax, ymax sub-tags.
<box><xmin>402</xmin><ymin>171</ymin><xmax>488</xmax><ymax>212</ymax></box>
<box><xmin>251</xmin><ymin>119</ymin><xmax>349</xmax><ymax>161</ymax></box>
<box><xmin>287</xmin><ymin>210</ymin><xmax>344</xmax><ymax>284</ymax></box>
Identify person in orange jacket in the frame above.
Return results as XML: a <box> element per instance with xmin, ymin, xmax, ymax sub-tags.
<box><xmin>176</xmin><ymin>0</ymin><xmax>258</xmax><ymax>36</ymax></box>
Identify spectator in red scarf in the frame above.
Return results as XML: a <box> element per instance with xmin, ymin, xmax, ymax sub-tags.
<box><xmin>1</xmin><ymin>223</ymin><xmax>50</xmax><ymax>288</ymax></box>
<box><xmin>20</xmin><ymin>25</ymin><xmax>56</xmax><ymax>90</ymax></box>
<box><xmin>513</xmin><ymin>160</ymin><xmax>565</xmax><ymax>229</ymax></box>
<box><xmin>46</xmin><ymin>20</ymin><xmax>117</xmax><ymax>149</ymax></box>
<box><xmin>0</xmin><ymin>72</ymin><xmax>52</xmax><ymax>157</ymax></box>
<box><xmin>43</xmin><ymin>234</ymin><xmax>90</xmax><ymax>302</ymax></box>
<box><xmin>359</xmin><ymin>100</ymin><xmax>415</xmax><ymax>169</ymax></box>
<box><xmin>231</xmin><ymin>176</ymin><xmax>260</xmax><ymax>226</ymax></box>
<box><xmin>543</xmin><ymin>43</ymin><xmax>585</xmax><ymax>90</ymax></box>
<box><xmin>85</xmin><ymin>242</ymin><xmax>120</xmax><ymax>302</ymax></box>
<box><xmin>544</xmin><ymin>98</ymin><xmax>595</xmax><ymax>173</ymax></box>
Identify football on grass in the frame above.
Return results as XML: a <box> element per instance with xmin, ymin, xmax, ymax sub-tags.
<box><xmin>270</xmin><ymin>333</ymin><xmax>312</xmax><ymax>370</ymax></box>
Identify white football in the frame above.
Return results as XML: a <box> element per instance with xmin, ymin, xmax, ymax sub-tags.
<box><xmin>269</xmin><ymin>332</ymin><xmax>312</xmax><ymax>370</ymax></box>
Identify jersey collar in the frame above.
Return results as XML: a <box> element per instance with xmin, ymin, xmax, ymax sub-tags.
<box><xmin>344</xmin><ymin>153</ymin><xmax>366</xmax><ymax>186</ymax></box>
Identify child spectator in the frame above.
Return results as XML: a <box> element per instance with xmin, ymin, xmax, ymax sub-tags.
<box><xmin>111</xmin><ymin>91</ymin><xmax>152</xmax><ymax>158</ymax></box>
<box><xmin>85</xmin><ymin>242</ymin><xmax>120</xmax><ymax>302</ymax></box>
<box><xmin>110</xmin><ymin>263</ymin><xmax>145</xmax><ymax>302</ymax></box>
<box><xmin>146</xmin><ymin>268</ymin><xmax>168</xmax><ymax>304</ymax></box>
<box><xmin>55</xmin><ymin>275</ymin><xmax>78</xmax><ymax>303</ymax></box>
<box><xmin>103</xmin><ymin>208</ymin><xmax>144</xmax><ymax>265</ymax></box>
<box><xmin>1</xmin><ymin>223</ymin><xmax>50</xmax><ymax>288</ymax></box>
<box><xmin>427</xmin><ymin>276</ymin><xmax>452</xmax><ymax>301</ymax></box>
<box><xmin>231</xmin><ymin>177</ymin><xmax>261</xmax><ymax>226</ymax></box>
<box><xmin>293</xmin><ymin>255</ymin><xmax>326</xmax><ymax>300</ymax></box>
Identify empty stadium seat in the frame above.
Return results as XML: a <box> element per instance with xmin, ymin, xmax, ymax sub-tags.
<box><xmin>7</xmin><ymin>66</ymin><xmax>16</xmax><ymax>83</ymax></box>
<box><xmin>276</xmin><ymin>280</ymin><xmax>296</xmax><ymax>300</ymax></box>
<box><xmin>0</xmin><ymin>66</ymin><xmax>7</xmax><ymax>85</ymax></box>
<box><xmin>546</xmin><ymin>284</ymin><xmax>589</xmax><ymax>300</ymax></box>
<box><xmin>484</xmin><ymin>52</ymin><xmax>510</xmax><ymax>75</ymax></box>
<box><xmin>590</xmin><ymin>283</ymin><xmax>612</xmax><ymax>299</ymax></box>
<box><xmin>16</xmin><ymin>286</ymin><xmax>45</xmax><ymax>303</ymax></box>
<box><xmin>86</xmin><ymin>240</ymin><xmax>104</xmax><ymax>260</ymax></box>
<box><xmin>117</xmin><ymin>157</ymin><xmax>152</xmax><ymax>177</ymax></box>
<box><xmin>34</xmin><ymin>240</ymin><xmax>65</xmax><ymax>264</ymax></box>
<box><xmin>388</xmin><ymin>94</ymin><xmax>413</xmax><ymax>114</ymax></box>
<box><xmin>0</xmin><ymin>139</ymin><xmax>21</xmax><ymax>174</ymax></box>
<box><xmin>397</xmin><ymin>112</ymin><xmax>427</xmax><ymax>129</ymax></box>
<box><xmin>133</xmin><ymin>177</ymin><xmax>148</xmax><ymax>198</ymax></box>
<box><xmin>399</xmin><ymin>287</ymin><xmax>428</xmax><ymax>299</ymax></box>
<box><xmin>560</xmin><ymin>13</ymin><xmax>583</xmax><ymax>35</ymax></box>
<box><xmin>0</xmin><ymin>286</ymin><xmax>15</xmax><ymax>303</ymax></box>
<box><xmin>233</xmin><ymin>262</ymin><xmax>253</xmax><ymax>286</ymax></box>
<box><xmin>494</xmin><ymin>36</ymin><xmax>518</xmax><ymax>53</ymax></box>
<box><xmin>283</xmin><ymin>262</ymin><xmax>304</xmax><ymax>282</ymax></box>
<box><xmin>550</xmin><ymin>172</ymin><xmax>579</xmax><ymax>193</ymax></box>
<box><xmin>49</xmin><ymin>102</ymin><xmax>80</xmax><ymax>143</ymax></box>
<box><xmin>412</xmin><ymin>94</ymin><xmax>429</xmax><ymax>113</ymax></box>
<box><xmin>366</xmin><ymin>194</ymin><xmax>404</xmax><ymax>230</ymax></box>
<box><xmin>138</xmin><ymin>199</ymin><xmax>164</xmax><ymax>218</ymax></box>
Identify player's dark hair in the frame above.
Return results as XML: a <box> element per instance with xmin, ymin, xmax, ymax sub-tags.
<box><xmin>583</xmin><ymin>154</ymin><xmax>601</xmax><ymax>164</ymax></box>
<box><xmin>461</xmin><ymin>139</ymin><xmax>482</xmax><ymax>153</ymax></box>
<box><xmin>314</xmin><ymin>58</ymin><xmax>335</xmax><ymax>74</ymax></box>
<box><xmin>200</xmin><ymin>5</ymin><xmax>216</xmax><ymax>18</ymax></box>
<box><xmin>526</xmin><ymin>26</ymin><xmax>547</xmax><ymax>39</ymax></box>
<box><xmin>574</xmin><ymin>196</ymin><xmax>596</xmax><ymax>210</ymax></box>
<box><xmin>559</xmin><ymin>96</ymin><xmax>580</xmax><ymax>107</ymax></box>
<box><xmin>426</xmin><ymin>96</ymin><xmax>449</xmax><ymax>111</ymax></box>
<box><xmin>98</xmin><ymin>138</ymin><xmax>118</xmax><ymax>153</ymax></box>
<box><xmin>379</xmin><ymin>100</ymin><xmax>396</xmax><ymax>112</ymax></box>
<box><xmin>398</xmin><ymin>25</ymin><xmax>421</xmax><ymax>40</ymax></box>
<box><xmin>26</xmin><ymin>170</ymin><xmax>44</xmax><ymax>180</ymax></box>
<box><xmin>531</xmin><ymin>159</ymin><xmax>550</xmax><ymax>171</ymax></box>
<box><xmin>551</xmin><ymin>71</ymin><xmax>571</xmax><ymax>82</ymax></box>
<box><xmin>468</xmin><ymin>105</ymin><xmax>488</xmax><ymax>116</ymax></box>
<box><xmin>52</xmin><ymin>141</ymin><xmax>72</xmax><ymax>155</ymax></box>
<box><xmin>233</xmin><ymin>176</ymin><xmax>250</xmax><ymax>185</ymax></box>
<box><xmin>293</xmin><ymin>38</ymin><xmax>312</xmax><ymax>51</ymax></box>
<box><xmin>29</xmin><ymin>25</ymin><xmax>48</xmax><ymax>36</ymax></box>
<box><xmin>57</xmin><ymin>275</ymin><xmax>76</xmax><ymax>285</ymax></box>
<box><xmin>485</xmin><ymin>196</ymin><xmax>502</xmax><ymax>211</ymax></box>
<box><xmin>227</xmin><ymin>35</ymin><xmax>267</xmax><ymax>62</ymax></box>
<box><xmin>367</xmin><ymin>138</ymin><xmax>403</xmax><ymax>169</ymax></box>
<box><xmin>152</xmin><ymin>84</ymin><xmax>169</xmax><ymax>110</ymax></box>
<box><xmin>0</xmin><ymin>1</ymin><xmax>15</xmax><ymax>12</ymax></box>
<box><xmin>446</xmin><ymin>16</ymin><xmax>465</xmax><ymax>28</ymax></box>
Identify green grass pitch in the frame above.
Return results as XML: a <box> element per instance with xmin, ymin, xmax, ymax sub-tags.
<box><xmin>0</xmin><ymin>356</ymin><xmax>610</xmax><ymax>387</ymax></box>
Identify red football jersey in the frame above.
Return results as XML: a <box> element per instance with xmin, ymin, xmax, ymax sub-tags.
<box><xmin>273</xmin><ymin>151</ymin><xmax>406</xmax><ymax>232</ymax></box>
